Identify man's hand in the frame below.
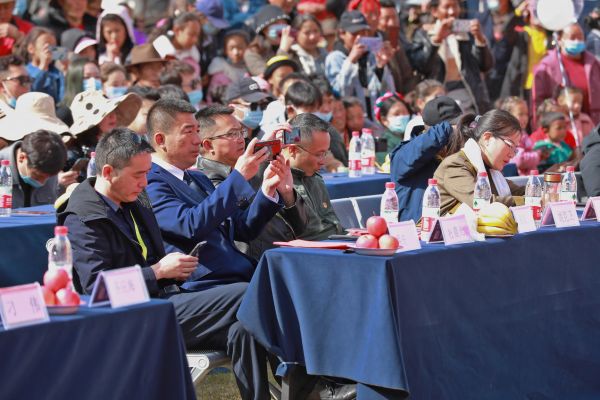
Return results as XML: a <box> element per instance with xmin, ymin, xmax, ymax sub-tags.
<box><xmin>151</xmin><ymin>252</ymin><xmax>198</xmax><ymax>281</ymax></box>
<box><xmin>375</xmin><ymin>40</ymin><xmax>394</xmax><ymax>68</ymax></box>
<box><xmin>261</xmin><ymin>155</ymin><xmax>287</xmax><ymax>198</ymax></box>
<box><xmin>431</xmin><ymin>18</ymin><xmax>453</xmax><ymax>44</ymax></box>
<box><xmin>348</xmin><ymin>36</ymin><xmax>368</xmax><ymax>63</ymax></box>
<box><xmin>275</xmin><ymin>156</ymin><xmax>295</xmax><ymax>206</ymax></box>
<box><xmin>0</xmin><ymin>23</ymin><xmax>21</xmax><ymax>39</ymax></box>
<box><xmin>234</xmin><ymin>138</ymin><xmax>269</xmax><ymax>180</ymax></box>
<box><xmin>58</xmin><ymin>170</ymin><xmax>79</xmax><ymax>188</ymax></box>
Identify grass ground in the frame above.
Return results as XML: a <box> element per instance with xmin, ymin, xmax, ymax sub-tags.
<box><xmin>196</xmin><ymin>370</ymin><xmax>241</xmax><ymax>400</ymax></box>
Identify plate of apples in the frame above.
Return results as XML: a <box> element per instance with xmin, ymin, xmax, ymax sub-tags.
<box><xmin>352</xmin><ymin>216</ymin><xmax>402</xmax><ymax>256</ymax></box>
<box><xmin>41</xmin><ymin>269</ymin><xmax>82</xmax><ymax>315</ymax></box>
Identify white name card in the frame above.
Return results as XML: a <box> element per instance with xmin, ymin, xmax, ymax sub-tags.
<box><xmin>511</xmin><ymin>205</ymin><xmax>537</xmax><ymax>233</ymax></box>
<box><xmin>433</xmin><ymin>214</ymin><xmax>475</xmax><ymax>246</ymax></box>
<box><xmin>541</xmin><ymin>201</ymin><xmax>580</xmax><ymax>228</ymax></box>
<box><xmin>0</xmin><ymin>283</ymin><xmax>49</xmax><ymax>329</ymax></box>
<box><xmin>580</xmin><ymin>196</ymin><xmax>600</xmax><ymax>222</ymax></box>
<box><xmin>89</xmin><ymin>265</ymin><xmax>150</xmax><ymax>308</ymax></box>
<box><xmin>388</xmin><ymin>220</ymin><xmax>422</xmax><ymax>252</ymax></box>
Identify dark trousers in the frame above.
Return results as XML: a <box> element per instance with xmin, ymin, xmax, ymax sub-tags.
<box><xmin>167</xmin><ymin>282</ymin><xmax>270</xmax><ymax>400</ymax></box>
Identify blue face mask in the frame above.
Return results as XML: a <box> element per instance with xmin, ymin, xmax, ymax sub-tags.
<box><xmin>105</xmin><ymin>86</ymin><xmax>128</xmax><ymax>99</ymax></box>
<box><xmin>387</xmin><ymin>115</ymin><xmax>410</xmax><ymax>134</ymax></box>
<box><xmin>187</xmin><ymin>89</ymin><xmax>204</xmax><ymax>108</ymax></box>
<box><xmin>563</xmin><ymin>40</ymin><xmax>586</xmax><ymax>56</ymax></box>
<box><xmin>21</xmin><ymin>174</ymin><xmax>44</xmax><ymax>188</ymax></box>
<box><xmin>267</xmin><ymin>24</ymin><xmax>287</xmax><ymax>39</ymax></box>
<box><xmin>313</xmin><ymin>111</ymin><xmax>333</xmax><ymax>122</ymax></box>
<box><xmin>83</xmin><ymin>78</ymin><xmax>102</xmax><ymax>92</ymax></box>
<box><xmin>7</xmin><ymin>96</ymin><xmax>16</xmax><ymax>108</ymax></box>
<box><xmin>242</xmin><ymin>109</ymin><xmax>263</xmax><ymax>130</ymax></box>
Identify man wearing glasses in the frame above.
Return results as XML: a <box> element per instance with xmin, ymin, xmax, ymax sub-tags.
<box><xmin>0</xmin><ymin>55</ymin><xmax>33</xmax><ymax>110</ymax></box>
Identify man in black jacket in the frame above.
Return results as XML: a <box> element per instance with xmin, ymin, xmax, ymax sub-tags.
<box><xmin>581</xmin><ymin>125</ymin><xmax>600</xmax><ymax>197</ymax></box>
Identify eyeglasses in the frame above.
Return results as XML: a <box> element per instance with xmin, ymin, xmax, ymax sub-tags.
<box><xmin>3</xmin><ymin>75</ymin><xmax>33</xmax><ymax>86</ymax></box>
<box><xmin>499</xmin><ymin>137</ymin><xmax>517</xmax><ymax>153</ymax></box>
<box><xmin>209</xmin><ymin>128</ymin><xmax>248</xmax><ymax>141</ymax></box>
<box><xmin>296</xmin><ymin>145</ymin><xmax>330</xmax><ymax>160</ymax></box>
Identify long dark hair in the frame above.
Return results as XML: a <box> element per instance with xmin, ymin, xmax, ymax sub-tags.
<box><xmin>457</xmin><ymin>110</ymin><xmax>520</xmax><ymax>141</ymax></box>
<box><xmin>98</xmin><ymin>14</ymin><xmax>134</xmax><ymax>62</ymax></box>
<box><xmin>61</xmin><ymin>57</ymin><xmax>96</xmax><ymax>109</ymax></box>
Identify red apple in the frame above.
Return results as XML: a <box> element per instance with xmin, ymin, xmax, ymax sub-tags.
<box><xmin>41</xmin><ymin>285</ymin><xmax>56</xmax><ymax>306</ymax></box>
<box><xmin>366</xmin><ymin>216</ymin><xmax>388</xmax><ymax>238</ymax></box>
<box><xmin>355</xmin><ymin>234</ymin><xmax>379</xmax><ymax>249</ymax></box>
<box><xmin>378</xmin><ymin>234</ymin><xmax>400</xmax><ymax>250</ymax></box>
<box><xmin>43</xmin><ymin>269</ymin><xmax>70</xmax><ymax>292</ymax></box>
<box><xmin>55</xmin><ymin>288</ymin><xmax>80</xmax><ymax>306</ymax></box>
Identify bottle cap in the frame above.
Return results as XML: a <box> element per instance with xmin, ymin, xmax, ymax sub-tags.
<box><xmin>362</xmin><ymin>128</ymin><xmax>372</xmax><ymax>135</ymax></box>
<box><xmin>90</xmin><ymin>152</ymin><xmax>96</xmax><ymax>157</ymax></box>
<box><xmin>566</xmin><ymin>166</ymin><xmax>575</xmax><ymax>172</ymax></box>
<box><xmin>1</xmin><ymin>160</ymin><xmax>9</xmax><ymax>166</ymax></box>
<box><xmin>385</xmin><ymin>182</ymin><xmax>395</xmax><ymax>189</ymax></box>
<box><xmin>54</xmin><ymin>226</ymin><xmax>68</xmax><ymax>235</ymax></box>
<box><xmin>428</xmin><ymin>178</ymin><xmax>437</xmax><ymax>185</ymax></box>
<box><xmin>352</xmin><ymin>131</ymin><xmax>360</xmax><ymax>137</ymax></box>
<box><xmin>529</xmin><ymin>169</ymin><xmax>539</xmax><ymax>176</ymax></box>
<box><xmin>477</xmin><ymin>171</ymin><xmax>488</xmax><ymax>178</ymax></box>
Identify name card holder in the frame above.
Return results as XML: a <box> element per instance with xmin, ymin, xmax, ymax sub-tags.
<box><xmin>89</xmin><ymin>265</ymin><xmax>150</xmax><ymax>308</ymax></box>
<box><xmin>541</xmin><ymin>201</ymin><xmax>580</xmax><ymax>228</ymax></box>
<box><xmin>580</xmin><ymin>196</ymin><xmax>600</xmax><ymax>222</ymax></box>
<box><xmin>388</xmin><ymin>220</ymin><xmax>421</xmax><ymax>252</ymax></box>
<box><xmin>0</xmin><ymin>282</ymin><xmax>49</xmax><ymax>330</ymax></box>
<box><xmin>510</xmin><ymin>205</ymin><xmax>537</xmax><ymax>233</ymax></box>
<box><xmin>427</xmin><ymin>215</ymin><xmax>475</xmax><ymax>246</ymax></box>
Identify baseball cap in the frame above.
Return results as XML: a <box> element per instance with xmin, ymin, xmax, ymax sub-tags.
<box><xmin>339</xmin><ymin>11</ymin><xmax>371</xmax><ymax>33</ymax></box>
<box><xmin>422</xmin><ymin>96</ymin><xmax>463</xmax><ymax>126</ymax></box>
<box><xmin>225</xmin><ymin>77</ymin><xmax>271</xmax><ymax>103</ymax></box>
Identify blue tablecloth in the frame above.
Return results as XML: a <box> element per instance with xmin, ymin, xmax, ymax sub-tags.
<box><xmin>0</xmin><ymin>205</ymin><xmax>56</xmax><ymax>287</ymax></box>
<box><xmin>0</xmin><ymin>298</ymin><xmax>196</xmax><ymax>400</ymax></box>
<box><xmin>322</xmin><ymin>172</ymin><xmax>391</xmax><ymax>199</ymax></box>
<box><xmin>238</xmin><ymin>221</ymin><xmax>600</xmax><ymax>399</ymax></box>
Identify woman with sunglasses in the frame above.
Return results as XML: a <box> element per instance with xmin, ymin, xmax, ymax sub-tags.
<box><xmin>433</xmin><ymin>109</ymin><xmax>525</xmax><ymax>216</ymax></box>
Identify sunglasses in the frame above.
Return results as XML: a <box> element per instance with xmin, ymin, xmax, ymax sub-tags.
<box><xmin>3</xmin><ymin>75</ymin><xmax>33</xmax><ymax>86</ymax></box>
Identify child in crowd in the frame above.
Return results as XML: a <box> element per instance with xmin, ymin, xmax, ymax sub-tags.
<box><xmin>533</xmin><ymin>112</ymin><xmax>573</xmax><ymax>172</ymax></box>
<box><xmin>498</xmin><ymin>96</ymin><xmax>540</xmax><ymax>176</ymax></box>
<box><xmin>374</xmin><ymin>91</ymin><xmax>412</xmax><ymax>164</ymax></box>
<box><xmin>100</xmin><ymin>62</ymin><xmax>129</xmax><ymax>99</ymax></box>
<box><xmin>208</xmin><ymin>29</ymin><xmax>251</xmax><ymax>104</ymax></box>
<box><xmin>96</xmin><ymin>5</ymin><xmax>136</xmax><ymax>66</ymax></box>
<box><xmin>557</xmin><ymin>86</ymin><xmax>595</xmax><ymax>144</ymax></box>
<box><xmin>404</xmin><ymin>79</ymin><xmax>445</xmax><ymax>139</ymax></box>
<box><xmin>342</xmin><ymin>97</ymin><xmax>366</xmax><ymax>147</ymax></box>
<box><xmin>530</xmin><ymin>99</ymin><xmax>577</xmax><ymax>149</ymax></box>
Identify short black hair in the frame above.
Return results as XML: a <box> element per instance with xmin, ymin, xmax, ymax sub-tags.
<box><xmin>379</xmin><ymin>0</ymin><xmax>396</xmax><ymax>9</ymax></box>
<box><xmin>95</xmin><ymin>128</ymin><xmax>153</xmax><ymax>173</ymax></box>
<box><xmin>196</xmin><ymin>105</ymin><xmax>234</xmax><ymax>139</ymax></box>
<box><xmin>289</xmin><ymin>113</ymin><xmax>330</xmax><ymax>144</ymax></box>
<box><xmin>539</xmin><ymin>112</ymin><xmax>566</xmax><ymax>130</ymax></box>
<box><xmin>158</xmin><ymin>84</ymin><xmax>190</xmax><ymax>102</ymax></box>
<box><xmin>160</xmin><ymin>60</ymin><xmax>195</xmax><ymax>86</ymax></box>
<box><xmin>285</xmin><ymin>80</ymin><xmax>322</xmax><ymax>108</ymax></box>
<box><xmin>146</xmin><ymin>98</ymin><xmax>196</xmax><ymax>145</ymax></box>
<box><xmin>126</xmin><ymin>85</ymin><xmax>161</xmax><ymax>102</ymax></box>
<box><xmin>278</xmin><ymin>71</ymin><xmax>309</xmax><ymax>92</ymax></box>
<box><xmin>0</xmin><ymin>55</ymin><xmax>25</xmax><ymax>80</ymax></box>
<box><xmin>309</xmin><ymin>74</ymin><xmax>334</xmax><ymax>97</ymax></box>
<box><xmin>21</xmin><ymin>130</ymin><xmax>67</xmax><ymax>175</ymax></box>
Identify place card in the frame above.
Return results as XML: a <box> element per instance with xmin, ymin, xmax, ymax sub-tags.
<box><xmin>580</xmin><ymin>196</ymin><xmax>600</xmax><ymax>222</ymax></box>
<box><xmin>426</xmin><ymin>215</ymin><xmax>474</xmax><ymax>245</ymax></box>
<box><xmin>0</xmin><ymin>283</ymin><xmax>49</xmax><ymax>329</ymax></box>
<box><xmin>510</xmin><ymin>205</ymin><xmax>537</xmax><ymax>233</ymax></box>
<box><xmin>388</xmin><ymin>220</ymin><xmax>421</xmax><ymax>252</ymax></box>
<box><xmin>89</xmin><ymin>266</ymin><xmax>150</xmax><ymax>308</ymax></box>
<box><xmin>541</xmin><ymin>201</ymin><xmax>580</xmax><ymax>228</ymax></box>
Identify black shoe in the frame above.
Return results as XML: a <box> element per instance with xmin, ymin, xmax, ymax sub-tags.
<box><xmin>318</xmin><ymin>382</ymin><xmax>357</xmax><ymax>400</ymax></box>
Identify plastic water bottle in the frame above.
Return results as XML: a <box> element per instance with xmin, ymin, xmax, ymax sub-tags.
<box><xmin>380</xmin><ymin>182</ymin><xmax>399</xmax><ymax>224</ymax></box>
<box><xmin>559</xmin><ymin>166</ymin><xmax>577</xmax><ymax>203</ymax></box>
<box><xmin>525</xmin><ymin>169</ymin><xmax>543</xmax><ymax>222</ymax></box>
<box><xmin>48</xmin><ymin>226</ymin><xmax>73</xmax><ymax>283</ymax></box>
<box><xmin>473</xmin><ymin>171</ymin><xmax>492</xmax><ymax>213</ymax></box>
<box><xmin>421</xmin><ymin>178</ymin><xmax>440</xmax><ymax>242</ymax></box>
<box><xmin>86</xmin><ymin>151</ymin><xmax>96</xmax><ymax>178</ymax></box>
<box><xmin>360</xmin><ymin>128</ymin><xmax>376</xmax><ymax>175</ymax></box>
<box><xmin>0</xmin><ymin>159</ymin><xmax>12</xmax><ymax>217</ymax></box>
<box><xmin>348</xmin><ymin>131</ymin><xmax>362</xmax><ymax>178</ymax></box>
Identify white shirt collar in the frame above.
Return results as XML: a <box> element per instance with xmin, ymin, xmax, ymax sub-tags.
<box><xmin>152</xmin><ymin>154</ymin><xmax>185</xmax><ymax>181</ymax></box>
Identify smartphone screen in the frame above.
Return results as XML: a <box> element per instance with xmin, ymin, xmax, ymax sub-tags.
<box><xmin>452</xmin><ymin>19</ymin><xmax>471</xmax><ymax>34</ymax></box>
<box><xmin>283</xmin><ymin>128</ymin><xmax>301</xmax><ymax>145</ymax></box>
<box><xmin>50</xmin><ymin>46</ymin><xmax>68</xmax><ymax>61</ymax></box>
<box><xmin>357</xmin><ymin>37</ymin><xmax>383</xmax><ymax>53</ymax></box>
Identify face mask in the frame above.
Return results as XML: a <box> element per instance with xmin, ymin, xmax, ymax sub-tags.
<box><xmin>203</xmin><ymin>22</ymin><xmax>219</xmax><ymax>37</ymax></box>
<box><xmin>313</xmin><ymin>111</ymin><xmax>333</xmax><ymax>122</ymax></box>
<box><xmin>7</xmin><ymin>96</ymin><xmax>16</xmax><ymax>108</ymax></box>
<box><xmin>563</xmin><ymin>40</ymin><xmax>586</xmax><ymax>56</ymax></box>
<box><xmin>83</xmin><ymin>77</ymin><xmax>102</xmax><ymax>92</ymax></box>
<box><xmin>21</xmin><ymin>174</ymin><xmax>44</xmax><ymax>188</ymax></box>
<box><xmin>486</xmin><ymin>0</ymin><xmax>499</xmax><ymax>11</ymax></box>
<box><xmin>387</xmin><ymin>115</ymin><xmax>410</xmax><ymax>133</ymax></box>
<box><xmin>242</xmin><ymin>109</ymin><xmax>263</xmax><ymax>130</ymax></box>
<box><xmin>105</xmin><ymin>86</ymin><xmax>128</xmax><ymax>99</ymax></box>
<box><xmin>187</xmin><ymin>89</ymin><xmax>204</xmax><ymax>108</ymax></box>
<box><xmin>267</xmin><ymin>24</ymin><xmax>287</xmax><ymax>39</ymax></box>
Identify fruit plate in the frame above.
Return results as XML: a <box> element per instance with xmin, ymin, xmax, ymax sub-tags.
<box><xmin>47</xmin><ymin>302</ymin><xmax>84</xmax><ymax>315</ymax></box>
<box><xmin>352</xmin><ymin>247</ymin><xmax>398</xmax><ymax>256</ymax></box>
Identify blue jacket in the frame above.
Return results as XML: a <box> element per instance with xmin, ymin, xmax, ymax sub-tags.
<box><xmin>146</xmin><ymin>163</ymin><xmax>282</xmax><ymax>291</ymax></box>
<box><xmin>390</xmin><ymin>122</ymin><xmax>452</xmax><ymax>222</ymax></box>
<box><xmin>26</xmin><ymin>62</ymin><xmax>64</xmax><ymax>104</ymax></box>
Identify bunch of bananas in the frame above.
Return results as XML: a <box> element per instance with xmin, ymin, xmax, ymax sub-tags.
<box><xmin>476</xmin><ymin>202</ymin><xmax>517</xmax><ymax>235</ymax></box>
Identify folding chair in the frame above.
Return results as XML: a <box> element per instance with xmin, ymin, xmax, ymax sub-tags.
<box><xmin>331</xmin><ymin>198</ymin><xmax>361</xmax><ymax>229</ymax></box>
<box><xmin>352</xmin><ymin>195</ymin><xmax>383</xmax><ymax>228</ymax></box>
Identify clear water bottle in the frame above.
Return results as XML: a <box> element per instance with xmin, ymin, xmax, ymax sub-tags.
<box><xmin>525</xmin><ymin>169</ymin><xmax>543</xmax><ymax>222</ymax></box>
<box><xmin>0</xmin><ymin>159</ymin><xmax>12</xmax><ymax>217</ymax></box>
<box><xmin>348</xmin><ymin>131</ymin><xmax>362</xmax><ymax>178</ymax></box>
<box><xmin>559</xmin><ymin>166</ymin><xmax>577</xmax><ymax>203</ymax></box>
<box><xmin>360</xmin><ymin>128</ymin><xmax>376</xmax><ymax>175</ymax></box>
<box><xmin>473</xmin><ymin>171</ymin><xmax>492</xmax><ymax>213</ymax></box>
<box><xmin>86</xmin><ymin>151</ymin><xmax>96</xmax><ymax>178</ymax></box>
<box><xmin>48</xmin><ymin>226</ymin><xmax>73</xmax><ymax>283</ymax></box>
<box><xmin>421</xmin><ymin>178</ymin><xmax>441</xmax><ymax>242</ymax></box>
<box><xmin>380</xmin><ymin>182</ymin><xmax>399</xmax><ymax>224</ymax></box>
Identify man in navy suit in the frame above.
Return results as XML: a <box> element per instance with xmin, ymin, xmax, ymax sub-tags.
<box><xmin>145</xmin><ymin>98</ymin><xmax>288</xmax><ymax>400</ymax></box>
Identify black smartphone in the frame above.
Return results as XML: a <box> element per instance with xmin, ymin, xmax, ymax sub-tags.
<box><xmin>254</xmin><ymin>140</ymin><xmax>282</xmax><ymax>161</ymax></box>
<box><xmin>189</xmin><ymin>241</ymin><xmax>208</xmax><ymax>257</ymax></box>
<box><xmin>283</xmin><ymin>128</ymin><xmax>301</xmax><ymax>145</ymax></box>
<box><xmin>374</xmin><ymin>137</ymin><xmax>388</xmax><ymax>153</ymax></box>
